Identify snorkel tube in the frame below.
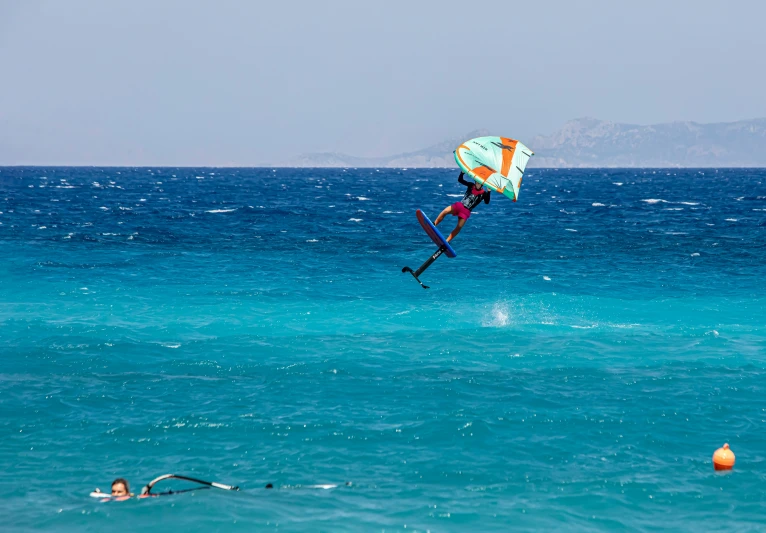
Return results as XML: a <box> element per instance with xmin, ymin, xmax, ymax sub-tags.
<box><xmin>141</xmin><ymin>474</ymin><xmax>239</xmax><ymax>496</ymax></box>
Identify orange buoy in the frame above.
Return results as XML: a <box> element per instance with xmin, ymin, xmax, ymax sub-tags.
<box><xmin>713</xmin><ymin>443</ymin><xmax>735</xmax><ymax>470</ymax></box>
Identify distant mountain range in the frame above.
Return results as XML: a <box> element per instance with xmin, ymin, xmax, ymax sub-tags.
<box><xmin>285</xmin><ymin>118</ymin><xmax>766</xmax><ymax>168</ymax></box>
<box><xmin>288</xmin><ymin>129</ymin><xmax>490</xmax><ymax>168</ymax></box>
<box><xmin>529</xmin><ymin>118</ymin><xmax>766</xmax><ymax>167</ymax></box>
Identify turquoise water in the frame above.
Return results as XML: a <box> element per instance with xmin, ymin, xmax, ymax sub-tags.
<box><xmin>1</xmin><ymin>167</ymin><xmax>765</xmax><ymax>531</ymax></box>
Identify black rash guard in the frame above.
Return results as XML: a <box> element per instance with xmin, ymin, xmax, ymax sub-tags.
<box><xmin>457</xmin><ymin>173</ymin><xmax>490</xmax><ymax>211</ymax></box>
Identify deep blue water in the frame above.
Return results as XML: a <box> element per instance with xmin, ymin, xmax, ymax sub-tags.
<box><xmin>1</xmin><ymin>167</ymin><xmax>765</xmax><ymax>531</ymax></box>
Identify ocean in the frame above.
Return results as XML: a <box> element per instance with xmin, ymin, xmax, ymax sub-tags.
<box><xmin>1</xmin><ymin>166</ymin><xmax>765</xmax><ymax>531</ymax></box>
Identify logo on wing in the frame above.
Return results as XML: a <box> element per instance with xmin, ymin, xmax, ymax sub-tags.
<box><xmin>491</xmin><ymin>141</ymin><xmax>515</xmax><ymax>152</ymax></box>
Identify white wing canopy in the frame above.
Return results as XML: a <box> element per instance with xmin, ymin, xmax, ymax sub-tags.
<box><xmin>454</xmin><ymin>137</ymin><xmax>534</xmax><ymax>202</ymax></box>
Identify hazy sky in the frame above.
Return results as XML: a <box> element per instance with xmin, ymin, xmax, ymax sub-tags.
<box><xmin>1</xmin><ymin>0</ymin><xmax>764</xmax><ymax>165</ymax></box>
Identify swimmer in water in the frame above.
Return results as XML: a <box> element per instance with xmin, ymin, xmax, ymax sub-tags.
<box><xmin>433</xmin><ymin>172</ymin><xmax>490</xmax><ymax>242</ymax></box>
<box><xmin>111</xmin><ymin>478</ymin><xmax>131</xmax><ymax>497</ymax></box>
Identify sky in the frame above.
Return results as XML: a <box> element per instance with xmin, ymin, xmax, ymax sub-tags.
<box><xmin>1</xmin><ymin>0</ymin><xmax>765</xmax><ymax>165</ymax></box>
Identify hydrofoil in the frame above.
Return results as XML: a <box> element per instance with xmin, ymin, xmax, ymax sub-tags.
<box><xmin>401</xmin><ymin>209</ymin><xmax>456</xmax><ymax>289</ymax></box>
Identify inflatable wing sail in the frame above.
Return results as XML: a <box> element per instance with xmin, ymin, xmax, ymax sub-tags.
<box><xmin>454</xmin><ymin>137</ymin><xmax>534</xmax><ymax>202</ymax></box>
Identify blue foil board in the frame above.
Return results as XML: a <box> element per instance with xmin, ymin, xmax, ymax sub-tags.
<box><xmin>416</xmin><ymin>210</ymin><xmax>457</xmax><ymax>258</ymax></box>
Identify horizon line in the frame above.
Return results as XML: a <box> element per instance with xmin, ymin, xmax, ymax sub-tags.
<box><xmin>2</xmin><ymin>164</ymin><xmax>766</xmax><ymax>170</ymax></box>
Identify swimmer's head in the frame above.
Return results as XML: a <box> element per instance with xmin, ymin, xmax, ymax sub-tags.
<box><xmin>111</xmin><ymin>478</ymin><xmax>129</xmax><ymax>497</ymax></box>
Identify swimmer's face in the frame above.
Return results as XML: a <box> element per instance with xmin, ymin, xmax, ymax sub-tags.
<box><xmin>111</xmin><ymin>482</ymin><xmax>128</xmax><ymax>496</ymax></box>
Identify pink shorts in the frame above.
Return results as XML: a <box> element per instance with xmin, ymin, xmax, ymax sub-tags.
<box><xmin>450</xmin><ymin>202</ymin><xmax>471</xmax><ymax>220</ymax></box>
